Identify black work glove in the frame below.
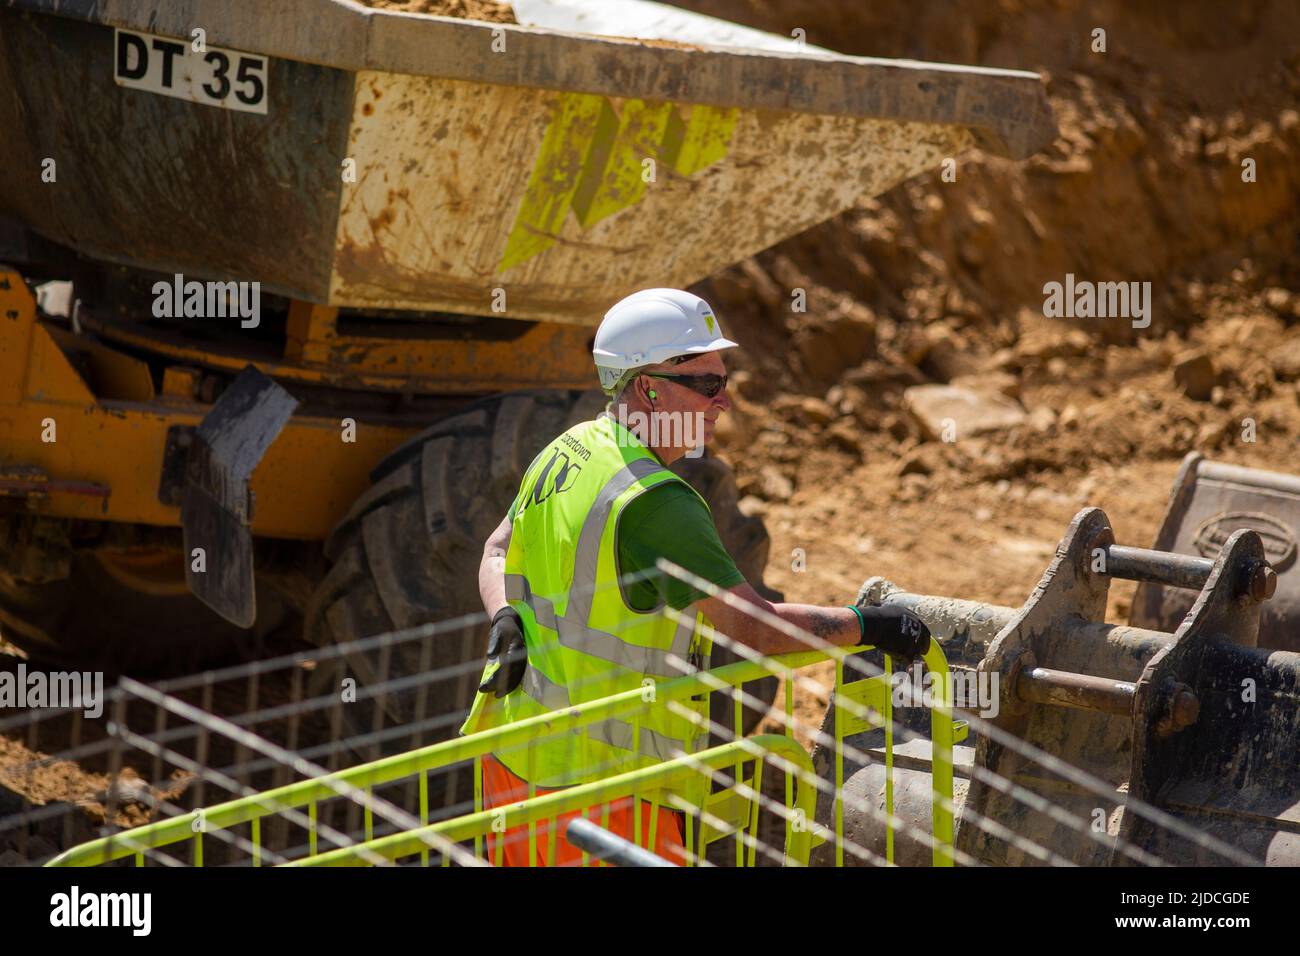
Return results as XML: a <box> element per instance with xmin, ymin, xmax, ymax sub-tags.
<box><xmin>855</xmin><ymin>605</ymin><xmax>931</xmax><ymax>665</ymax></box>
<box><xmin>478</xmin><ymin>606</ymin><xmax>528</xmax><ymax>699</ymax></box>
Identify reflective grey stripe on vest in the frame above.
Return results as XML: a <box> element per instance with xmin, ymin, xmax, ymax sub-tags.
<box><xmin>585</xmin><ymin>717</ymin><xmax>701</xmax><ymax>764</ymax></box>
<box><xmin>668</xmin><ymin>612</ymin><xmax>696</xmax><ymax>667</ymax></box>
<box><xmin>566</xmin><ymin>456</ymin><xmax>662</xmax><ymax>622</ymax></box>
<box><xmin>504</xmin><ymin>453</ymin><xmax>697</xmax><ymax>686</ymax></box>
<box><xmin>516</xmin><ymin>664</ymin><xmax>705</xmax><ymax>764</ymax></box>
<box><xmin>506</xmin><ymin>574</ymin><xmax>693</xmax><ymax>680</ymax></box>
<box><xmin>520</xmin><ymin>661</ymin><xmax>570</xmax><ymax>710</ymax></box>
<box><xmin>577</xmin><ymin>458</ymin><xmax>698</xmax><ymax>666</ymax></box>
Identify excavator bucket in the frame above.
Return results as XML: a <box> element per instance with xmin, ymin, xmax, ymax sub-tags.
<box><xmin>815</xmin><ymin>507</ymin><xmax>1300</xmax><ymax>866</ymax></box>
<box><xmin>0</xmin><ymin>0</ymin><xmax>1053</xmax><ymax>324</ymax></box>
<box><xmin>1131</xmin><ymin>452</ymin><xmax>1300</xmax><ymax>652</ymax></box>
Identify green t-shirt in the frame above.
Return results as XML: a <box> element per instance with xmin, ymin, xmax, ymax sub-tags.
<box><xmin>615</xmin><ymin>481</ymin><xmax>747</xmax><ymax>612</ymax></box>
<box><xmin>508</xmin><ymin>475</ymin><xmax>746</xmax><ymax>613</ymax></box>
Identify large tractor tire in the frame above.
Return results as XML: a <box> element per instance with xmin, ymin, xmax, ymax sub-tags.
<box><xmin>304</xmin><ymin>390</ymin><xmax>781</xmax><ymax>799</ymax></box>
<box><xmin>0</xmin><ymin>546</ymin><xmax>301</xmax><ymax>677</ymax></box>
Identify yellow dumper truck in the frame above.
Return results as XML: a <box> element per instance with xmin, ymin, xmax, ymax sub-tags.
<box><xmin>0</xmin><ymin>0</ymin><xmax>1053</xmax><ymax>759</ymax></box>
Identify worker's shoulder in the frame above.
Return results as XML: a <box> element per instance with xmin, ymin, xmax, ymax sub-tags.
<box><xmin>620</xmin><ymin>475</ymin><xmax>708</xmax><ymax>530</ymax></box>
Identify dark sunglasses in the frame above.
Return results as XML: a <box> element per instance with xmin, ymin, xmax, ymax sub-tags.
<box><xmin>645</xmin><ymin>371</ymin><xmax>729</xmax><ymax>398</ymax></box>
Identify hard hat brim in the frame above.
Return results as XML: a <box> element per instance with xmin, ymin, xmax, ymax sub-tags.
<box><xmin>592</xmin><ymin>336</ymin><xmax>739</xmax><ymax>368</ymax></box>
<box><xmin>673</xmin><ymin>336</ymin><xmax>740</xmax><ymax>356</ymax></box>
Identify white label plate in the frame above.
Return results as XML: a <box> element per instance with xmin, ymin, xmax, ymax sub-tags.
<box><xmin>113</xmin><ymin>28</ymin><xmax>268</xmax><ymax>115</ymax></box>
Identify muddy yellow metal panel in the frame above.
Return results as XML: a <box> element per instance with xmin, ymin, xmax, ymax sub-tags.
<box><xmin>334</xmin><ymin>75</ymin><xmax>972</xmax><ymax>319</ymax></box>
<box><xmin>0</xmin><ymin>272</ymin><xmax>411</xmax><ymax>540</ymax></box>
<box><xmin>0</xmin><ymin>0</ymin><xmax>1053</xmax><ymax>324</ymax></box>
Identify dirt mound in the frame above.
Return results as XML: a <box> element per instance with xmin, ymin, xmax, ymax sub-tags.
<box><xmin>664</xmin><ymin>0</ymin><xmax>1300</xmax><ymax>628</ymax></box>
<box><xmin>693</xmin><ymin>0</ymin><xmax>1300</xmax><ymax>391</ymax></box>
<box><xmin>357</xmin><ymin>0</ymin><xmax>516</xmax><ymax>24</ymax></box>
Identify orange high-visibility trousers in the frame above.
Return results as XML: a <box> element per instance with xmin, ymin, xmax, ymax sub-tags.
<box><xmin>481</xmin><ymin>754</ymin><xmax>687</xmax><ymax>866</ymax></box>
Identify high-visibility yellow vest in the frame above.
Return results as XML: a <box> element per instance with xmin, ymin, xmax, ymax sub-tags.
<box><xmin>461</xmin><ymin>414</ymin><xmax>713</xmax><ymax>791</ymax></box>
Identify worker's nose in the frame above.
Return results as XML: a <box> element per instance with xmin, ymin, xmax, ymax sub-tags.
<box><xmin>713</xmin><ymin>386</ymin><xmax>731</xmax><ymax>413</ymax></box>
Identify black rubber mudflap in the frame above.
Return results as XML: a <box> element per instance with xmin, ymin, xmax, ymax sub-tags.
<box><xmin>182</xmin><ymin>365</ymin><xmax>297</xmax><ymax>628</ymax></box>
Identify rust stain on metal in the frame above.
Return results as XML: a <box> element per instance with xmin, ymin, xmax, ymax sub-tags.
<box><xmin>329</xmin><ymin>70</ymin><xmax>975</xmax><ymax>322</ymax></box>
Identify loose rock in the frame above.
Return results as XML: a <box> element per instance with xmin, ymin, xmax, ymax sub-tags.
<box><xmin>757</xmin><ymin>465</ymin><xmax>794</xmax><ymax>502</ymax></box>
<box><xmin>903</xmin><ymin>384</ymin><xmax>1028</xmax><ymax>440</ymax></box>
<box><xmin>1027</xmin><ymin>406</ymin><xmax>1058</xmax><ymax>432</ymax></box>
<box><xmin>798</xmin><ymin>397</ymin><xmax>838</xmax><ymax>426</ymax></box>
<box><xmin>1272</xmin><ymin>338</ymin><xmax>1300</xmax><ymax>381</ymax></box>
<box><xmin>1172</xmin><ymin>350</ymin><xmax>1217</xmax><ymax>401</ymax></box>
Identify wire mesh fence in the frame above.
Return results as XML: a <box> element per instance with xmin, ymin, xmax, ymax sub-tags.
<box><xmin>0</xmin><ymin>554</ymin><xmax>1280</xmax><ymax>869</ymax></box>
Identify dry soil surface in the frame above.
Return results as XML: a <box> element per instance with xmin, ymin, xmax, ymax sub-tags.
<box><xmin>357</xmin><ymin>0</ymin><xmax>516</xmax><ymax>23</ymax></box>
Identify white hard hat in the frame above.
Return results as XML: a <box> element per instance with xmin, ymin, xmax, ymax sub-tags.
<box><xmin>593</xmin><ymin>288</ymin><xmax>738</xmax><ymax>393</ymax></box>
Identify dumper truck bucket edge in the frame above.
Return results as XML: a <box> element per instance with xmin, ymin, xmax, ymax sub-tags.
<box><xmin>0</xmin><ymin>0</ymin><xmax>1055</xmax><ymax>323</ymax></box>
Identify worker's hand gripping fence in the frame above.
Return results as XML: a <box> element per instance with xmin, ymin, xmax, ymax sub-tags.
<box><xmin>42</xmin><ymin>639</ymin><xmax>958</xmax><ymax>867</ymax></box>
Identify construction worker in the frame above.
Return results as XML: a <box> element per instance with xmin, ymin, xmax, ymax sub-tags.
<box><xmin>461</xmin><ymin>287</ymin><xmax>931</xmax><ymax>866</ymax></box>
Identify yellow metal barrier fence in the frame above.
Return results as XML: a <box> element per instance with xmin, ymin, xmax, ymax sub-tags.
<box><xmin>46</xmin><ymin>642</ymin><xmax>959</xmax><ymax>868</ymax></box>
